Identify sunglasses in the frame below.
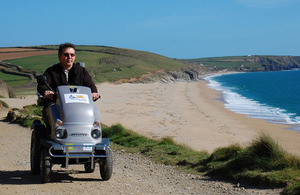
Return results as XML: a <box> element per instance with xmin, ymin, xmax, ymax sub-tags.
<box><xmin>63</xmin><ymin>53</ymin><xmax>76</xmax><ymax>57</ymax></box>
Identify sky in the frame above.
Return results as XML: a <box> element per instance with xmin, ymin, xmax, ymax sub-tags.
<box><xmin>1</xmin><ymin>0</ymin><xmax>300</xmax><ymax>59</ymax></box>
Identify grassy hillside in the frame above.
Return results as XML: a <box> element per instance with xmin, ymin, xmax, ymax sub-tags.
<box><xmin>6</xmin><ymin>45</ymin><xmax>187</xmax><ymax>83</ymax></box>
<box><xmin>0</xmin><ymin>71</ymin><xmax>29</xmax><ymax>87</ymax></box>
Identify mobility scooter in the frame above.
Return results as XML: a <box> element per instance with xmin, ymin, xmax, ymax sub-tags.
<box><xmin>30</xmin><ymin>76</ymin><xmax>112</xmax><ymax>183</ymax></box>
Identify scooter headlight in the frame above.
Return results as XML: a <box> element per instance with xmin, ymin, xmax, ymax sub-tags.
<box><xmin>91</xmin><ymin>129</ymin><xmax>101</xmax><ymax>139</ymax></box>
<box><xmin>56</xmin><ymin>129</ymin><xmax>67</xmax><ymax>138</ymax></box>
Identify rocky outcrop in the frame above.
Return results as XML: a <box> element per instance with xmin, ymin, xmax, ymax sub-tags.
<box><xmin>247</xmin><ymin>56</ymin><xmax>300</xmax><ymax>71</ymax></box>
<box><xmin>0</xmin><ymin>79</ymin><xmax>10</xmax><ymax>98</ymax></box>
<box><xmin>139</xmin><ymin>65</ymin><xmax>215</xmax><ymax>83</ymax></box>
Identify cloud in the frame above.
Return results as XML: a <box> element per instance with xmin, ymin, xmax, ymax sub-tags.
<box><xmin>236</xmin><ymin>0</ymin><xmax>296</xmax><ymax>8</ymax></box>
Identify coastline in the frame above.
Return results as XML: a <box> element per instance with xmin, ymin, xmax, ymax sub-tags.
<box><xmin>2</xmin><ymin>74</ymin><xmax>300</xmax><ymax>156</ymax></box>
<box><xmin>96</xmin><ymin>80</ymin><xmax>300</xmax><ymax>156</ymax></box>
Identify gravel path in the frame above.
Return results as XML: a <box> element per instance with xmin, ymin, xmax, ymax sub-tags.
<box><xmin>0</xmin><ymin>106</ymin><xmax>282</xmax><ymax>194</ymax></box>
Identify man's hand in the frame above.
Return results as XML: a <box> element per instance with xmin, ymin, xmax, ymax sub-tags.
<box><xmin>44</xmin><ymin>90</ymin><xmax>54</xmax><ymax>100</ymax></box>
<box><xmin>92</xmin><ymin>92</ymin><xmax>100</xmax><ymax>101</ymax></box>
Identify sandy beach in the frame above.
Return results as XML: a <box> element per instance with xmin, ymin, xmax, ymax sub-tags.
<box><xmin>2</xmin><ymin>80</ymin><xmax>300</xmax><ymax>155</ymax></box>
<box><xmin>95</xmin><ymin>80</ymin><xmax>300</xmax><ymax>155</ymax></box>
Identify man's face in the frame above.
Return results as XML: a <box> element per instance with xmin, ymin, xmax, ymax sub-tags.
<box><xmin>58</xmin><ymin>47</ymin><xmax>76</xmax><ymax>70</ymax></box>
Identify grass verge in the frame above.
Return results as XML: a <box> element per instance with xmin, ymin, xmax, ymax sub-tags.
<box><xmin>7</xmin><ymin>104</ymin><xmax>43</xmax><ymax>127</ymax></box>
<box><xmin>8</xmin><ymin>105</ymin><xmax>300</xmax><ymax>194</ymax></box>
<box><xmin>103</xmin><ymin>124</ymin><xmax>300</xmax><ymax>194</ymax></box>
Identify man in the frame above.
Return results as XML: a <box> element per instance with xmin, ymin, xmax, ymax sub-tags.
<box><xmin>38</xmin><ymin>43</ymin><xmax>99</xmax><ymax>101</ymax></box>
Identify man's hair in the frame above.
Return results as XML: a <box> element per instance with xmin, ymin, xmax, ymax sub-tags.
<box><xmin>58</xmin><ymin>43</ymin><xmax>76</xmax><ymax>55</ymax></box>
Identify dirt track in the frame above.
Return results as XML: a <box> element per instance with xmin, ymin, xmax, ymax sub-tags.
<box><xmin>0</xmin><ymin>98</ymin><xmax>283</xmax><ymax>195</ymax></box>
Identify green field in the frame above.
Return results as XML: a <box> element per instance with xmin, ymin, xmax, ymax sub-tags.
<box><xmin>0</xmin><ymin>72</ymin><xmax>29</xmax><ymax>87</ymax></box>
<box><xmin>7</xmin><ymin>54</ymin><xmax>58</xmax><ymax>74</ymax></box>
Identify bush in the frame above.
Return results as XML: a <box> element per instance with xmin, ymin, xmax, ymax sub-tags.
<box><xmin>6</xmin><ymin>104</ymin><xmax>43</xmax><ymax>127</ymax></box>
<box><xmin>209</xmin><ymin>144</ymin><xmax>243</xmax><ymax>162</ymax></box>
<box><xmin>206</xmin><ymin>134</ymin><xmax>300</xmax><ymax>189</ymax></box>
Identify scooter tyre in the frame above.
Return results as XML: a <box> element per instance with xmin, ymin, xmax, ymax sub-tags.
<box><xmin>84</xmin><ymin>163</ymin><xmax>95</xmax><ymax>173</ymax></box>
<box><xmin>30</xmin><ymin>130</ymin><xmax>40</xmax><ymax>174</ymax></box>
<box><xmin>99</xmin><ymin>148</ymin><xmax>113</xmax><ymax>181</ymax></box>
<box><xmin>40</xmin><ymin>148</ymin><xmax>52</xmax><ymax>183</ymax></box>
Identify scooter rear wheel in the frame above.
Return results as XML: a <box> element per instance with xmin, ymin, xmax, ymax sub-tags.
<box><xmin>30</xmin><ymin>130</ymin><xmax>40</xmax><ymax>174</ymax></box>
<box><xmin>30</xmin><ymin>121</ymin><xmax>47</xmax><ymax>175</ymax></box>
<box><xmin>84</xmin><ymin>163</ymin><xmax>95</xmax><ymax>173</ymax></box>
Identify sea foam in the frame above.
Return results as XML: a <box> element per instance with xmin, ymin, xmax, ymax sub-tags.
<box><xmin>204</xmin><ymin>74</ymin><xmax>300</xmax><ymax>131</ymax></box>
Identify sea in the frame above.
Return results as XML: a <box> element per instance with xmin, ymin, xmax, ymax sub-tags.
<box><xmin>205</xmin><ymin>70</ymin><xmax>300</xmax><ymax>132</ymax></box>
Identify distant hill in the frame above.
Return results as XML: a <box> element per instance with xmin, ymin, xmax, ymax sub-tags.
<box><xmin>1</xmin><ymin>45</ymin><xmax>300</xmax><ymax>97</ymax></box>
<box><xmin>182</xmin><ymin>55</ymin><xmax>300</xmax><ymax>71</ymax></box>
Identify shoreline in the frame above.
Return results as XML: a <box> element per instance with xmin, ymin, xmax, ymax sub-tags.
<box><xmin>1</xmin><ymin>76</ymin><xmax>300</xmax><ymax>156</ymax></box>
<box><xmin>205</xmin><ymin>71</ymin><xmax>300</xmax><ymax>133</ymax></box>
<box><xmin>95</xmin><ymin>80</ymin><xmax>300</xmax><ymax>156</ymax></box>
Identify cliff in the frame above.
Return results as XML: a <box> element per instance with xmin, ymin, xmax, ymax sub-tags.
<box><xmin>247</xmin><ymin>56</ymin><xmax>300</xmax><ymax>71</ymax></box>
<box><xmin>183</xmin><ymin>55</ymin><xmax>300</xmax><ymax>72</ymax></box>
<box><xmin>136</xmin><ymin>65</ymin><xmax>215</xmax><ymax>83</ymax></box>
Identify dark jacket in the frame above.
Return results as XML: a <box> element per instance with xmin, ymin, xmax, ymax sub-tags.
<box><xmin>38</xmin><ymin>63</ymin><xmax>98</xmax><ymax>96</ymax></box>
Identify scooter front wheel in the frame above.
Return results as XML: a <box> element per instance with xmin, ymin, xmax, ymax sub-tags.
<box><xmin>99</xmin><ymin>148</ymin><xmax>113</xmax><ymax>181</ymax></box>
<box><xmin>40</xmin><ymin>148</ymin><xmax>52</xmax><ymax>183</ymax></box>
